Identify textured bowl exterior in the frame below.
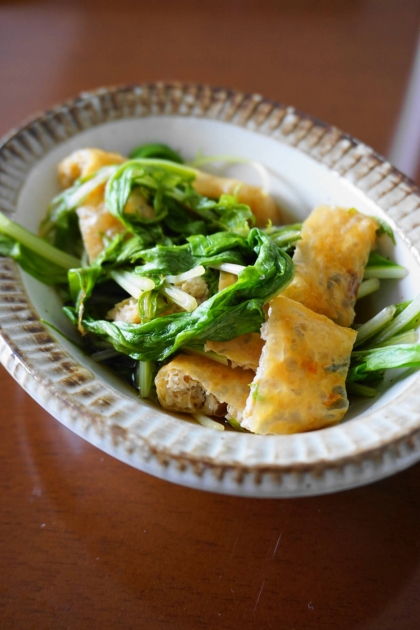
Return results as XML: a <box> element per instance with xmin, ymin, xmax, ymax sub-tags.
<box><xmin>1</xmin><ymin>83</ymin><xmax>420</xmax><ymax>498</ymax></box>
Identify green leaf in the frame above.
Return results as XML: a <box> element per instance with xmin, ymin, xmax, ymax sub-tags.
<box><xmin>129</xmin><ymin>143</ymin><xmax>184</xmax><ymax>164</ymax></box>
<box><xmin>68</xmin><ymin>267</ymin><xmax>104</xmax><ymax>329</ymax></box>
<box><xmin>135</xmin><ymin>243</ymin><xmax>194</xmax><ymax>277</ymax></box>
<box><xmin>105</xmin><ymin>159</ymin><xmax>198</xmax><ymax>231</ymax></box>
<box><xmin>182</xmin><ymin>189</ymin><xmax>256</xmax><ymax>236</ymax></box>
<box><xmin>349</xmin><ymin>344</ymin><xmax>420</xmax><ymax>381</ymax></box>
<box><xmin>138</xmin><ymin>289</ymin><xmax>167</xmax><ymax>322</ymax></box>
<box><xmin>0</xmin><ymin>234</ymin><xmax>69</xmax><ymax>284</ymax></box>
<box><xmin>0</xmin><ymin>212</ymin><xmax>81</xmax><ymax>285</ymax></box>
<box><xmin>70</xmin><ymin>229</ymin><xmax>294</xmax><ymax>361</ymax></box>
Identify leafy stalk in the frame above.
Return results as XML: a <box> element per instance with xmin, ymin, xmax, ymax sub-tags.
<box><xmin>349</xmin><ymin>344</ymin><xmax>420</xmax><ymax>382</ymax></box>
<box><xmin>364</xmin><ymin>252</ymin><xmax>407</xmax><ymax>279</ymax></box>
<box><xmin>346</xmin><ymin>382</ymin><xmax>378</xmax><ymax>398</ymax></box>
<box><xmin>193</xmin><ymin>413</ymin><xmax>225</xmax><ymax>431</ymax></box>
<box><xmin>161</xmin><ymin>282</ymin><xmax>198</xmax><ymax>312</ymax></box>
<box><xmin>109</xmin><ymin>270</ymin><xmax>155</xmax><ymax>298</ymax></box>
<box><xmin>135</xmin><ymin>361</ymin><xmax>154</xmax><ymax>398</ymax></box>
<box><xmin>357</xmin><ymin>278</ymin><xmax>380</xmax><ymax>300</ymax></box>
<box><xmin>377</xmin><ymin>330</ymin><xmax>418</xmax><ymax>347</ymax></box>
<box><xmin>0</xmin><ymin>211</ymin><xmax>80</xmax><ymax>270</ymax></box>
<box><xmin>354</xmin><ymin>305</ymin><xmax>396</xmax><ymax>347</ymax></box>
<box><xmin>368</xmin><ymin>294</ymin><xmax>420</xmax><ymax>345</ymax></box>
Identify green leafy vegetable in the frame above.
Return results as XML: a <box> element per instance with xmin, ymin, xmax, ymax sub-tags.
<box><xmin>348</xmin><ymin>345</ymin><xmax>420</xmax><ymax>381</ymax></box>
<box><xmin>135</xmin><ymin>360</ymin><xmax>156</xmax><ymax>398</ymax></box>
<box><xmin>0</xmin><ymin>233</ymin><xmax>70</xmax><ymax>285</ymax></box>
<box><xmin>70</xmin><ymin>229</ymin><xmax>294</xmax><ymax>361</ymax></box>
<box><xmin>129</xmin><ymin>143</ymin><xmax>184</xmax><ymax>164</ymax></box>
<box><xmin>68</xmin><ymin>266</ymin><xmax>104</xmax><ymax>329</ymax></box>
<box><xmin>0</xmin><ymin>211</ymin><xmax>80</xmax><ymax>270</ymax></box>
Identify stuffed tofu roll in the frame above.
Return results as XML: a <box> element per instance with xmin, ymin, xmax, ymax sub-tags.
<box><xmin>58</xmin><ymin>148</ymin><xmax>126</xmax><ymax>188</ymax></box>
<box><xmin>155</xmin><ymin>354</ymin><xmax>253</xmax><ymax>421</ymax></box>
<box><xmin>283</xmin><ymin>205</ymin><xmax>377</xmax><ymax>327</ymax></box>
<box><xmin>205</xmin><ymin>333</ymin><xmax>264</xmax><ymax>372</ymax></box>
<box><xmin>57</xmin><ymin>149</ymin><xmax>156</xmax><ymax>262</ymax></box>
<box><xmin>192</xmin><ymin>171</ymin><xmax>282</xmax><ymax>227</ymax></box>
<box><xmin>241</xmin><ymin>296</ymin><xmax>357</xmax><ymax>435</ymax></box>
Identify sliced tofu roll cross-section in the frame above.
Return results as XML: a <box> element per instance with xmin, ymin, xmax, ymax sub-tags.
<box><xmin>155</xmin><ymin>354</ymin><xmax>253</xmax><ymax>422</ymax></box>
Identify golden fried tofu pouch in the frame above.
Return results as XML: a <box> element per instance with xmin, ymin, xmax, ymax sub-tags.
<box><xmin>76</xmin><ymin>191</ymin><xmax>127</xmax><ymax>262</ymax></box>
<box><xmin>58</xmin><ymin>148</ymin><xmax>126</xmax><ymax>188</ymax></box>
<box><xmin>241</xmin><ymin>296</ymin><xmax>357</xmax><ymax>435</ymax></box>
<box><xmin>193</xmin><ymin>171</ymin><xmax>282</xmax><ymax>227</ymax></box>
<box><xmin>155</xmin><ymin>354</ymin><xmax>253</xmax><ymax>420</ymax></box>
<box><xmin>58</xmin><ymin>149</ymin><xmax>156</xmax><ymax>262</ymax></box>
<box><xmin>205</xmin><ymin>333</ymin><xmax>264</xmax><ymax>372</ymax></box>
<box><xmin>283</xmin><ymin>205</ymin><xmax>377</xmax><ymax>327</ymax></box>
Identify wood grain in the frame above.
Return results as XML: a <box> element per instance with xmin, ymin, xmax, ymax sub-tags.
<box><xmin>1</xmin><ymin>1</ymin><xmax>420</xmax><ymax>628</ymax></box>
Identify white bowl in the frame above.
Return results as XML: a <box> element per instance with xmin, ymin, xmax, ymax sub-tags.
<box><xmin>1</xmin><ymin>83</ymin><xmax>420</xmax><ymax>497</ymax></box>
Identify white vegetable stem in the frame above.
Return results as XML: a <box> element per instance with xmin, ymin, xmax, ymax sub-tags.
<box><xmin>209</xmin><ymin>263</ymin><xmax>246</xmax><ymax>275</ymax></box>
<box><xmin>346</xmin><ymin>382</ymin><xmax>378</xmax><ymax>398</ymax></box>
<box><xmin>377</xmin><ymin>330</ymin><xmax>418</xmax><ymax>347</ymax></box>
<box><xmin>371</xmin><ymin>293</ymin><xmax>420</xmax><ymax>344</ymax></box>
<box><xmin>136</xmin><ymin>361</ymin><xmax>153</xmax><ymax>398</ymax></box>
<box><xmin>364</xmin><ymin>266</ymin><xmax>407</xmax><ymax>279</ymax></box>
<box><xmin>354</xmin><ymin>305</ymin><xmax>396</xmax><ymax>347</ymax></box>
<box><xmin>165</xmin><ymin>265</ymin><xmax>205</xmax><ymax>284</ymax></box>
<box><xmin>110</xmin><ymin>270</ymin><xmax>155</xmax><ymax>298</ymax></box>
<box><xmin>161</xmin><ymin>282</ymin><xmax>197</xmax><ymax>312</ymax></box>
<box><xmin>357</xmin><ymin>278</ymin><xmax>380</xmax><ymax>300</ymax></box>
<box><xmin>67</xmin><ymin>166</ymin><xmax>117</xmax><ymax>208</ymax></box>
<box><xmin>193</xmin><ymin>413</ymin><xmax>225</xmax><ymax>431</ymax></box>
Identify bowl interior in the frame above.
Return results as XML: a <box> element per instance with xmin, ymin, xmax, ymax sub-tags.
<box><xmin>15</xmin><ymin>115</ymin><xmax>420</xmax><ymax>425</ymax></box>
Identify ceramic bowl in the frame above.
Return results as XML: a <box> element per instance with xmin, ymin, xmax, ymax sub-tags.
<box><xmin>1</xmin><ymin>83</ymin><xmax>420</xmax><ymax>497</ymax></box>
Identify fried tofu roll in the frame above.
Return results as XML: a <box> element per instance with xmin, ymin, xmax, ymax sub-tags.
<box><xmin>58</xmin><ymin>148</ymin><xmax>126</xmax><ymax>188</ymax></box>
<box><xmin>205</xmin><ymin>333</ymin><xmax>264</xmax><ymax>372</ymax></box>
<box><xmin>155</xmin><ymin>354</ymin><xmax>253</xmax><ymax>421</ymax></box>
<box><xmin>58</xmin><ymin>149</ymin><xmax>156</xmax><ymax>262</ymax></box>
<box><xmin>193</xmin><ymin>171</ymin><xmax>282</xmax><ymax>227</ymax></box>
<box><xmin>241</xmin><ymin>296</ymin><xmax>357</xmax><ymax>435</ymax></box>
<box><xmin>283</xmin><ymin>205</ymin><xmax>377</xmax><ymax>327</ymax></box>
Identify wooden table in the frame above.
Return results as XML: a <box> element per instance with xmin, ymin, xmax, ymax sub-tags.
<box><xmin>1</xmin><ymin>2</ymin><xmax>420</xmax><ymax>628</ymax></box>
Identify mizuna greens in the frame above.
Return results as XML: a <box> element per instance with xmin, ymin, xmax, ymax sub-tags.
<box><xmin>1</xmin><ymin>142</ymin><xmax>420</xmax><ymax>432</ymax></box>
<box><xmin>65</xmin><ymin>228</ymin><xmax>294</xmax><ymax>362</ymax></box>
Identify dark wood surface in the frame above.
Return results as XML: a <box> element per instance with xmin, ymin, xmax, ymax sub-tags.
<box><xmin>1</xmin><ymin>2</ymin><xmax>420</xmax><ymax>628</ymax></box>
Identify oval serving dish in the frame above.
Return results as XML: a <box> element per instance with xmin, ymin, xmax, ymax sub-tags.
<box><xmin>1</xmin><ymin>83</ymin><xmax>420</xmax><ymax>498</ymax></box>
